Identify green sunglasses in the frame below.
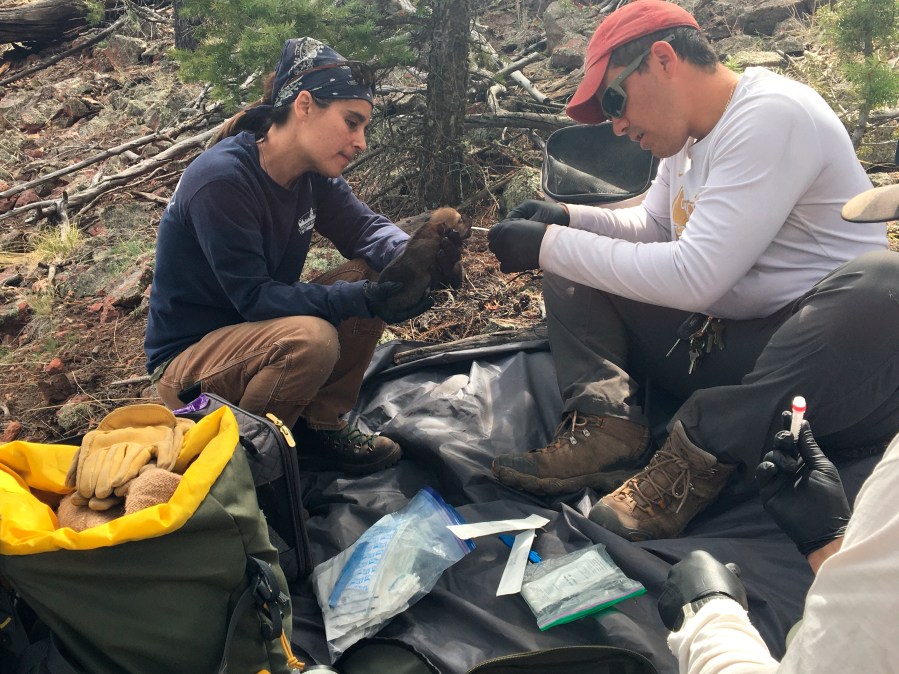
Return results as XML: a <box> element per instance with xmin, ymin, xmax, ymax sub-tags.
<box><xmin>600</xmin><ymin>33</ymin><xmax>675</xmax><ymax>119</ymax></box>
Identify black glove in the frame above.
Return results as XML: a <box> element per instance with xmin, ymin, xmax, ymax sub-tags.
<box><xmin>487</xmin><ymin>219</ymin><xmax>546</xmax><ymax>273</ymax></box>
<box><xmin>507</xmin><ymin>200</ymin><xmax>570</xmax><ymax>226</ymax></box>
<box><xmin>434</xmin><ymin>230</ymin><xmax>464</xmax><ymax>288</ymax></box>
<box><xmin>755</xmin><ymin>421</ymin><xmax>851</xmax><ymax>556</ymax></box>
<box><xmin>658</xmin><ymin>550</ymin><xmax>748</xmax><ymax>632</ymax></box>
<box><xmin>362</xmin><ymin>280</ymin><xmax>434</xmax><ymax>324</ymax></box>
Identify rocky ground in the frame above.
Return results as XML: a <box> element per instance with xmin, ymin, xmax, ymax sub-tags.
<box><xmin>0</xmin><ymin>0</ymin><xmax>896</xmax><ymax>444</ymax></box>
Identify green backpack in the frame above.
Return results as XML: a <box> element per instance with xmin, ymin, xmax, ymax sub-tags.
<box><xmin>0</xmin><ymin>407</ymin><xmax>302</xmax><ymax>673</ymax></box>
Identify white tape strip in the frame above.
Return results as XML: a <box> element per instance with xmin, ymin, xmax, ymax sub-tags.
<box><xmin>496</xmin><ymin>529</ymin><xmax>536</xmax><ymax>596</ymax></box>
<box><xmin>446</xmin><ymin>514</ymin><xmax>550</xmax><ymax>539</ymax></box>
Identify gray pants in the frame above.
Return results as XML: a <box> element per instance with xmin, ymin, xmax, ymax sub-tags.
<box><xmin>544</xmin><ymin>250</ymin><xmax>899</xmax><ymax>480</ymax></box>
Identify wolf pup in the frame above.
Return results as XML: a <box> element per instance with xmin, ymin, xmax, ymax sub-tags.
<box><xmin>378</xmin><ymin>207</ymin><xmax>470</xmax><ymax>313</ymax></box>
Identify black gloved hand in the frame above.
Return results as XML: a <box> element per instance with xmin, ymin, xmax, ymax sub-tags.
<box><xmin>658</xmin><ymin>550</ymin><xmax>748</xmax><ymax>632</ymax></box>
<box><xmin>507</xmin><ymin>200</ymin><xmax>570</xmax><ymax>226</ymax></box>
<box><xmin>434</xmin><ymin>230</ymin><xmax>464</xmax><ymax>288</ymax></box>
<box><xmin>487</xmin><ymin>219</ymin><xmax>546</xmax><ymax>273</ymax></box>
<box><xmin>755</xmin><ymin>420</ymin><xmax>851</xmax><ymax>557</ymax></box>
<box><xmin>362</xmin><ymin>280</ymin><xmax>434</xmax><ymax>324</ymax></box>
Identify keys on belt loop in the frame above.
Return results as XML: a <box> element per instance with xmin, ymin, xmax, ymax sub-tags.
<box><xmin>666</xmin><ymin>313</ymin><xmax>707</xmax><ymax>357</ymax></box>
<box><xmin>667</xmin><ymin>313</ymin><xmax>725</xmax><ymax>374</ymax></box>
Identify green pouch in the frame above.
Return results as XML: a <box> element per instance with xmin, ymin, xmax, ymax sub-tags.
<box><xmin>520</xmin><ymin>544</ymin><xmax>646</xmax><ymax>630</ymax></box>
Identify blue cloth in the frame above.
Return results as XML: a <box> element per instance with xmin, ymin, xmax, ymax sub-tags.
<box><xmin>144</xmin><ymin>131</ymin><xmax>407</xmax><ymax>373</ymax></box>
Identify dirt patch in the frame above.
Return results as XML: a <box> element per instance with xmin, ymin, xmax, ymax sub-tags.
<box><xmin>0</xmin><ymin>297</ymin><xmax>152</xmax><ymax>443</ymax></box>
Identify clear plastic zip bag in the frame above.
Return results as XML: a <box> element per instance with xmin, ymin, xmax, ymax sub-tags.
<box><xmin>520</xmin><ymin>543</ymin><xmax>645</xmax><ymax>630</ymax></box>
<box><xmin>312</xmin><ymin>487</ymin><xmax>475</xmax><ymax>661</ymax></box>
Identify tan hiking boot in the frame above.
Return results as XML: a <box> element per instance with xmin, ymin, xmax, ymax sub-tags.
<box><xmin>588</xmin><ymin>420</ymin><xmax>736</xmax><ymax>541</ymax></box>
<box><xmin>491</xmin><ymin>412</ymin><xmax>651</xmax><ymax>496</ymax></box>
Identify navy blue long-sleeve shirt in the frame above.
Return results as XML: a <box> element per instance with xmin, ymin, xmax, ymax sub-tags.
<box><xmin>144</xmin><ymin>132</ymin><xmax>408</xmax><ymax>373</ymax></box>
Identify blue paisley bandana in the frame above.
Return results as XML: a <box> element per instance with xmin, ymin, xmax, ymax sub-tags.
<box><xmin>272</xmin><ymin>37</ymin><xmax>375</xmax><ymax>108</ymax></box>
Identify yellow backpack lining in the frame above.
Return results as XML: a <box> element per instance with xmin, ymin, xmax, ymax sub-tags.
<box><xmin>0</xmin><ymin>407</ymin><xmax>237</xmax><ymax>555</ymax></box>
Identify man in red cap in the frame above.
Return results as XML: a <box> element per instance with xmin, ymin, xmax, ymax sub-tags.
<box><xmin>487</xmin><ymin>0</ymin><xmax>898</xmax><ymax>541</ymax></box>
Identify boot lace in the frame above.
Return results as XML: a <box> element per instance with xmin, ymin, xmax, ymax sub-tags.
<box><xmin>537</xmin><ymin>411</ymin><xmax>597</xmax><ymax>451</ymax></box>
<box><xmin>620</xmin><ymin>447</ymin><xmax>692</xmax><ymax>514</ymax></box>
<box><xmin>326</xmin><ymin>425</ymin><xmax>378</xmax><ymax>453</ymax></box>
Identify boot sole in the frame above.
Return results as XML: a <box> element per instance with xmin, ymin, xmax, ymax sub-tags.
<box><xmin>492</xmin><ymin>464</ymin><xmax>644</xmax><ymax>497</ymax></box>
<box><xmin>588</xmin><ymin>502</ymin><xmax>654</xmax><ymax>542</ymax></box>
<box><xmin>297</xmin><ymin>447</ymin><xmax>403</xmax><ymax>475</ymax></box>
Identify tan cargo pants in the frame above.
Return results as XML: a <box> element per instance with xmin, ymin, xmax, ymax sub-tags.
<box><xmin>155</xmin><ymin>260</ymin><xmax>384</xmax><ymax>429</ymax></box>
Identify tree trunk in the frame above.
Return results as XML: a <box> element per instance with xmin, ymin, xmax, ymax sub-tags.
<box><xmin>173</xmin><ymin>0</ymin><xmax>199</xmax><ymax>51</ymax></box>
<box><xmin>0</xmin><ymin>0</ymin><xmax>92</xmax><ymax>44</ymax></box>
<box><xmin>416</xmin><ymin>0</ymin><xmax>471</xmax><ymax>210</ymax></box>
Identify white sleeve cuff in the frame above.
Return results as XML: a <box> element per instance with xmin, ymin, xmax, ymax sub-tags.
<box><xmin>667</xmin><ymin>598</ymin><xmax>780</xmax><ymax>674</ymax></box>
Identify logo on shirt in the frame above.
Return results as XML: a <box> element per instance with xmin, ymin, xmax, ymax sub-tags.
<box><xmin>297</xmin><ymin>208</ymin><xmax>316</xmax><ymax>235</ymax></box>
<box><xmin>672</xmin><ymin>188</ymin><xmax>694</xmax><ymax>239</ymax></box>
<box><xmin>164</xmin><ymin>177</ymin><xmax>183</xmax><ymax>213</ymax></box>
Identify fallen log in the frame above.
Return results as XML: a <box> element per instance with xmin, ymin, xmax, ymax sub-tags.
<box><xmin>0</xmin><ymin>109</ymin><xmax>219</xmax><ymax>201</ymax></box>
<box><xmin>0</xmin><ymin>14</ymin><xmax>126</xmax><ymax>86</ymax></box>
<box><xmin>393</xmin><ymin>324</ymin><xmax>547</xmax><ymax>365</ymax></box>
<box><xmin>0</xmin><ymin>125</ymin><xmax>221</xmax><ymax>223</ymax></box>
<box><xmin>0</xmin><ymin>0</ymin><xmax>115</xmax><ymax>45</ymax></box>
<box><xmin>464</xmin><ymin>112</ymin><xmax>573</xmax><ymax>132</ymax></box>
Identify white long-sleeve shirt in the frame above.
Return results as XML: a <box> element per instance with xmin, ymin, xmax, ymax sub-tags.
<box><xmin>667</xmin><ymin>434</ymin><xmax>899</xmax><ymax>673</ymax></box>
<box><xmin>540</xmin><ymin>68</ymin><xmax>887</xmax><ymax>319</ymax></box>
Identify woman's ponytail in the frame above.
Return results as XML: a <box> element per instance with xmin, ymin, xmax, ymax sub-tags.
<box><xmin>211</xmin><ymin>72</ymin><xmax>278</xmax><ymax>145</ymax></box>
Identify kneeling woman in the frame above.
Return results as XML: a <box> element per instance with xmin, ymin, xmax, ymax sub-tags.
<box><xmin>145</xmin><ymin>38</ymin><xmax>455</xmax><ymax>474</ymax></box>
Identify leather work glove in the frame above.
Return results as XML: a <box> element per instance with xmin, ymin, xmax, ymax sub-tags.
<box><xmin>507</xmin><ymin>199</ymin><xmax>570</xmax><ymax>226</ymax></box>
<box><xmin>65</xmin><ymin>404</ymin><xmax>195</xmax><ymax>510</ymax></box>
<box><xmin>755</xmin><ymin>420</ymin><xmax>851</xmax><ymax>556</ymax></box>
<box><xmin>658</xmin><ymin>550</ymin><xmax>748</xmax><ymax>632</ymax></box>
<box><xmin>362</xmin><ymin>280</ymin><xmax>434</xmax><ymax>324</ymax></box>
<box><xmin>67</xmin><ymin>492</ymin><xmax>123</xmax><ymax>511</ymax></box>
<box><xmin>434</xmin><ymin>230</ymin><xmax>464</xmax><ymax>289</ymax></box>
<box><xmin>487</xmin><ymin>219</ymin><xmax>546</xmax><ymax>273</ymax></box>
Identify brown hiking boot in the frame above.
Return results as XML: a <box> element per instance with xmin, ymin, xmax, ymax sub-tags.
<box><xmin>588</xmin><ymin>420</ymin><xmax>736</xmax><ymax>541</ymax></box>
<box><xmin>491</xmin><ymin>412</ymin><xmax>651</xmax><ymax>496</ymax></box>
<box><xmin>295</xmin><ymin>421</ymin><xmax>402</xmax><ymax>474</ymax></box>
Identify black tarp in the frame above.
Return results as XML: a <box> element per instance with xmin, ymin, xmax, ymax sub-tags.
<box><xmin>290</xmin><ymin>337</ymin><xmax>879</xmax><ymax>673</ymax></box>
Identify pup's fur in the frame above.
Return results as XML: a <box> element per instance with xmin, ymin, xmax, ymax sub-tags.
<box><xmin>379</xmin><ymin>207</ymin><xmax>470</xmax><ymax>312</ymax></box>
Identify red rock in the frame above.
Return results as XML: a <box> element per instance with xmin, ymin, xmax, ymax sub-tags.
<box><xmin>14</xmin><ymin>189</ymin><xmax>40</xmax><ymax>207</ymax></box>
<box><xmin>1</xmin><ymin>420</ymin><xmax>22</xmax><ymax>443</ymax></box>
<box><xmin>45</xmin><ymin>357</ymin><xmax>66</xmax><ymax>375</ymax></box>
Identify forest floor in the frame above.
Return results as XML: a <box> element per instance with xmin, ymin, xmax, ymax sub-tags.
<box><xmin>0</xmin><ymin>4</ymin><xmax>551</xmax><ymax>443</ymax></box>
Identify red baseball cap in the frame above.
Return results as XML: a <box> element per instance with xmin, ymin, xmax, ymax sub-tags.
<box><xmin>566</xmin><ymin>0</ymin><xmax>701</xmax><ymax>124</ymax></box>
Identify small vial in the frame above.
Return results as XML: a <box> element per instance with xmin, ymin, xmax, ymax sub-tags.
<box><xmin>790</xmin><ymin>396</ymin><xmax>806</xmax><ymax>440</ymax></box>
